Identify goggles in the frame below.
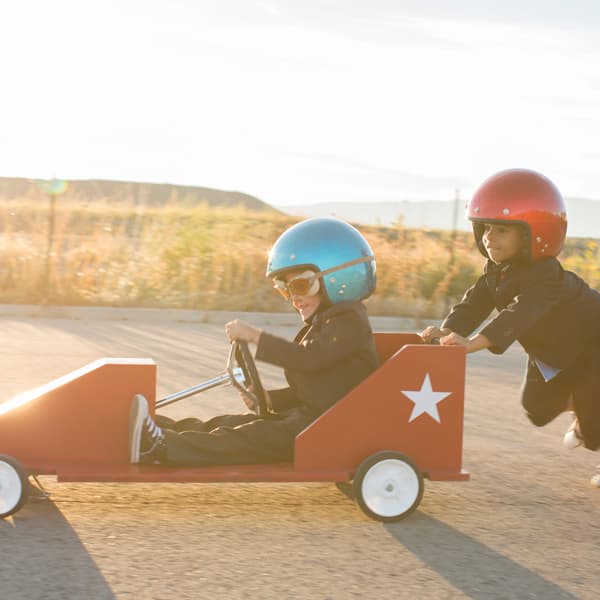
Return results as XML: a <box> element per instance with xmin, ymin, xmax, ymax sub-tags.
<box><xmin>272</xmin><ymin>256</ymin><xmax>374</xmax><ymax>300</ymax></box>
<box><xmin>273</xmin><ymin>271</ymin><xmax>320</xmax><ymax>300</ymax></box>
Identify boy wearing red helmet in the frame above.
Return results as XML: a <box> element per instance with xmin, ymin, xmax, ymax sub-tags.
<box><xmin>421</xmin><ymin>169</ymin><xmax>600</xmax><ymax>486</ymax></box>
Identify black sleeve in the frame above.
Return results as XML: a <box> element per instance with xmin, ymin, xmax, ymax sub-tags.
<box><xmin>442</xmin><ymin>275</ymin><xmax>495</xmax><ymax>337</ymax></box>
<box><xmin>480</xmin><ymin>260</ymin><xmax>563</xmax><ymax>354</ymax></box>
<box><xmin>255</xmin><ymin>305</ymin><xmax>371</xmax><ymax>373</ymax></box>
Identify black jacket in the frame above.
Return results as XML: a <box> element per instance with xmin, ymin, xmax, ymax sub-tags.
<box><xmin>442</xmin><ymin>257</ymin><xmax>600</xmax><ymax>369</ymax></box>
<box><xmin>255</xmin><ymin>300</ymin><xmax>379</xmax><ymax>433</ymax></box>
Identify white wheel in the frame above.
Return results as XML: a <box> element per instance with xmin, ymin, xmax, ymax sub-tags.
<box><xmin>0</xmin><ymin>455</ymin><xmax>29</xmax><ymax>519</ymax></box>
<box><xmin>353</xmin><ymin>451</ymin><xmax>423</xmax><ymax>522</ymax></box>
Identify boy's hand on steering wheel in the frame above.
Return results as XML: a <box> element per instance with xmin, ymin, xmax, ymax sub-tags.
<box><xmin>240</xmin><ymin>385</ymin><xmax>271</xmax><ymax>412</ymax></box>
<box><xmin>240</xmin><ymin>390</ymin><xmax>257</xmax><ymax>412</ymax></box>
<box><xmin>225</xmin><ymin>319</ymin><xmax>262</xmax><ymax>345</ymax></box>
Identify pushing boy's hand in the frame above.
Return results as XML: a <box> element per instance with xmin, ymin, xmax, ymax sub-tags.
<box><xmin>420</xmin><ymin>325</ymin><xmax>450</xmax><ymax>343</ymax></box>
<box><xmin>225</xmin><ymin>319</ymin><xmax>262</xmax><ymax>345</ymax></box>
<box><xmin>440</xmin><ymin>332</ymin><xmax>468</xmax><ymax>347</ymax></box>
<box><xmin>440</xmin><ymin>332</ymin><xmax>492</xmax><ymax>354</ymax></box>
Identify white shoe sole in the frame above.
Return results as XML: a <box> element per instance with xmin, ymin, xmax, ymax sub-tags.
<box><xmin>591</xmin><ymin>465</ymin><xmax>600</xmax><ymax>488</ymax></box>
<box><xmin>563</xmin><ymin>429</ymin><xmax>583</xmax><ymax>449</ymax></box>
<box><xmin>129</xmin><ymin>394</ymin><xmax>149</xmax><ymax>464</ymax></box>
<box><xmin>563</xmin><ymin>416</ymin><xmax>583</xmax><ymax>449</ymax></box>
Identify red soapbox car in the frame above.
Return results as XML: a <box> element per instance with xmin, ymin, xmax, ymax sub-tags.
<box><xmin>0</xmin><ymin>333</ymin><xmax>469</xmax><ymax>522</ymax></box>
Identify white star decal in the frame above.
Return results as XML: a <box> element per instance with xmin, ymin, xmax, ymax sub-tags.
<box><xmin>402</xmin><ymin>373</ymin><xmax>452</xmax><ymax>423</ymax></box>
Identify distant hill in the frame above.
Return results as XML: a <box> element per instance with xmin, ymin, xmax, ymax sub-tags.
<box><xmin>278</xmin><ymin>198</ymin><xmax>600</xmax><ymax>239</ymax></box>
<box><xmin>0</xmin><ymin>177</ymin><xmax>278</xmax><ymax>213</ymax></box>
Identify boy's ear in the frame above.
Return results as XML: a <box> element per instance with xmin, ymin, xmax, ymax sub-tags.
<box><xmin>519</xmin><ymin>225</ymin><xmax>531</xmax><ymax>259</ymax></box>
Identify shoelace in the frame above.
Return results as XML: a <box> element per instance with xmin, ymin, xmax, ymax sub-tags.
<box><xmin>145</xmin><ymin>417</ymin><xmax>164</xmax><ymax>442</ymax></box>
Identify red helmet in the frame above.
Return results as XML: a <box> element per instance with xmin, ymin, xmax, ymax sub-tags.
<box><xmin>467</xmin><ymin>169</ymin><xmax>567</xmax><ymax>262</ymax></box>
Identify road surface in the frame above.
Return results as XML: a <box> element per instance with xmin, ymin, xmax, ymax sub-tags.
<box><xmin>0</xmin><ymin>307</ymin><xmax>598</xmax><ymax>599</ymax></box>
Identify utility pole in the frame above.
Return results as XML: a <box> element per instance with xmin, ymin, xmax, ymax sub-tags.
<box><xmin>36</xmin><ymin>178</ymin><xmax>68</xmax><ymax>302</ymax></box>
<box><xmin>443</xmin><ymin>189</ymin><xmax>461</xmax><ymax>314</ymax></box>
<box><xmin>448</xmin><ymin>189</ymin><xmax>460</xmax><ymax>268</ymax></box>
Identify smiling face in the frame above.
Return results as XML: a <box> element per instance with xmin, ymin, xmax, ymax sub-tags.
<box><xmin>282</xmin><ymin>269</ymin><xmax>322</xmax><ymax>320</ymax></box>
<box><xmin>482</xmin><ymin>223</ymin><xmax>525</xmax><ymax>264</ymax></box>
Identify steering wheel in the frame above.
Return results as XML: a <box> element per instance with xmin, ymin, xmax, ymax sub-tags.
<box><xmin>227</xmin><ymin>341</ymin><xmax>269</xmax><ymax>417</ymax></box>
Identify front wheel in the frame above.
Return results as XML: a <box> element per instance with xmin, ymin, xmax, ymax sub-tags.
<box><xmin>353</xmin><ymin>451</ymin><xmax>423</xmax><ymax>522</ymax></box>
<box><xmin>0</xmin><ymin>455</ymin><xmax>29</xmax><ymax>519</ymax></box>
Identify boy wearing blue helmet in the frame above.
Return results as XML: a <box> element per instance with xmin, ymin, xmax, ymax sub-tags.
<box><xmin>129</xmin><ymin>218</ymin><xmax>379</xmax><ymax>466</ymax></box>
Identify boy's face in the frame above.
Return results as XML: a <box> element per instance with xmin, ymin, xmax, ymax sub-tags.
<box><xmin>282</xmin><ymin>270</ymin><xmax>322</xmax><ymax>321</ymax></box>
<box><xmin>482</xmin><ymin>223</ymin><xmax>524</xmax><ymax>264</ymax></box>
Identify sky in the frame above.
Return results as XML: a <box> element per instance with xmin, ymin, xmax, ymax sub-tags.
<box><xmin>2</xmin><ymin>0</ymin><xmax>600</xmax><ymax>208</ymax></box>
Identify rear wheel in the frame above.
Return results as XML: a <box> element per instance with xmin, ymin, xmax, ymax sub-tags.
<box><xmin>0</xmin><ymin>455</ymin><xmax>29</xmax><ymax>519</ymax></box>
<box><xmin>353</xmin><ymin>451</ymin><xmax>423</xmax><ymax>522</ymax></box>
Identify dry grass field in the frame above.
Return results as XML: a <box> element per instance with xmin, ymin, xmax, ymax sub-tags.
<box><xmin>1</xmin><ymin>196</ymin><xmax>598</xmax><ymax>318</ymax></box>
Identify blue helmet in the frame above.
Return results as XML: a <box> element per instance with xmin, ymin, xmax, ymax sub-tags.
<box><xmin>266</xmin><ymin>217</ymin><xmax>376</xmax><ymax>304</ymax></box>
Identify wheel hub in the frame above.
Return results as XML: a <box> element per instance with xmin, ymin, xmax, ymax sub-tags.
<box><xmin>358</xmin><ymin>456</ymin><xmax>422</xmax><ymax>520</ymax></box>
<box><xmin>384</xmin><ymin>480</ymin><xmax>396</xmax><ymax>495</ymax></box>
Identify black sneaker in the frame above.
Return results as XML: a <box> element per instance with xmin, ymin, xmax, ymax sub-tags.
<box><xmin>129</xmin><ymin>394</ymin><xmax>166</xmax><ymax>463</ymax></box>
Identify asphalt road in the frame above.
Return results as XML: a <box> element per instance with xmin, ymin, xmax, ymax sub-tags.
<box><xmin>0</xmin><ymin>308</ymin><xmax>599</xmax><ymax>599</ymax></box>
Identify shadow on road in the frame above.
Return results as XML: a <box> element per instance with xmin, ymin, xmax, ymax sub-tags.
<box><xmin>0</xmin><ymin>499</ymin><xmax>115</xmax><ymax>600</ymax></box>
<box><xmin>386</xmin><ymin>513</ymin><xmax>577</xmax><ymax>599</ymax></box>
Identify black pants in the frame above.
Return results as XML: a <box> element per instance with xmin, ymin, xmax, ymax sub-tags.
<box><xmin>521</xmin><ymin>347</ymin><xmax>600</xmax><ymax>450</ymax></box>
<box><xmin>155</xmin><ymin>413</ymin><xmax>296</xmax><ymax>465</ymax></box>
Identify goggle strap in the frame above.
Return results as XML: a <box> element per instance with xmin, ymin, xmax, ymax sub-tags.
<box><xmin>272</xmin><ymin>255</ymin><xmax>374</xmax><ymax>296</ymax></box>
<box><xmin>315</xmin><ymin>255</ymin><xmax>374</xmax><ymax>279</ymax></box>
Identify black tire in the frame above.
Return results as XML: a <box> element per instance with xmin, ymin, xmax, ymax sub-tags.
<box><xmin>353</xmin><ymin>451</ymin><xmax>424</xmax><ymax>522</ymax></box>
<box><xmin>334</xmin><ymin>481</ymin><xmax>354</xmax><ymax>500</ymax></box>
<box><xmin>0</xmin><ymin>455</ymin><xmax>29</xmax><ymax>519</ymax></box>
